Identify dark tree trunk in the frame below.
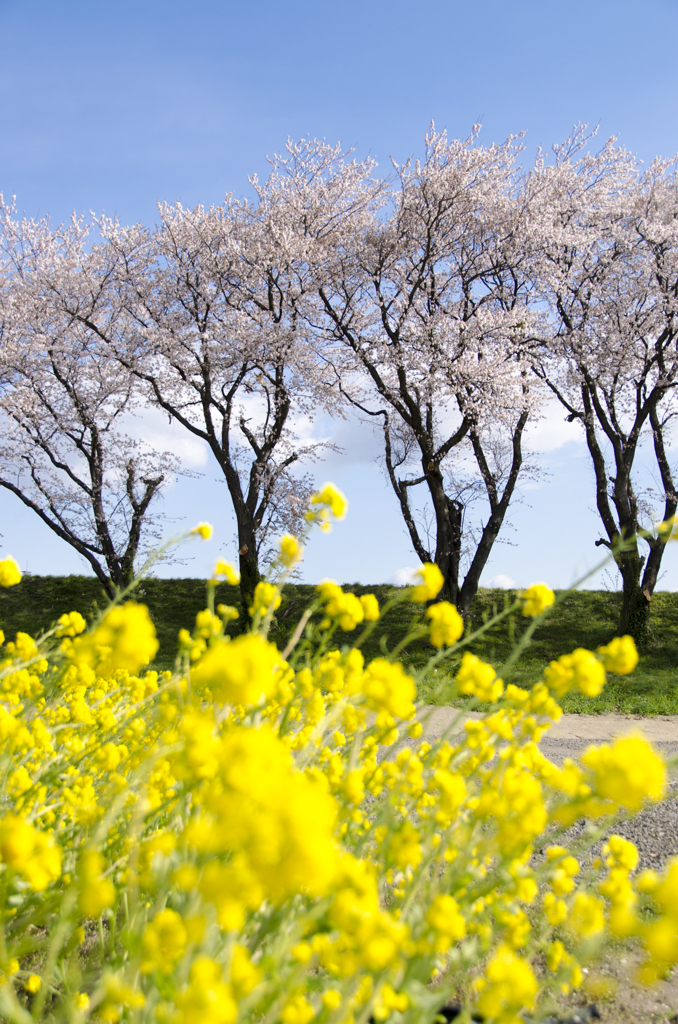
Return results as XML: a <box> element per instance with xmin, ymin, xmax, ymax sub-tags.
<box><xmin>381</xmin><ymin>409</ymin><xmax>529</xmax><ymax>617</ymax></box>
<box><xmin>616</xmin><ymin>545</ymin><xmax>651</xmax><ymax>645</ymax></box>
<box><xmin>428</xmin><ymin>467</ymin><xmax>463</xmax><ymax>606</ymax></box>
<box><xmin>236</xmin><ymin>521</ymin><xmax>261</xmax><ymax>617</ymax></box>
<box><xmin>543</xmin><ymin>373</ymin><xmax>678</xmax><ymax>646</ymax></box>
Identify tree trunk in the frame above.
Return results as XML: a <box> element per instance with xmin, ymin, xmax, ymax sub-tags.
<box><xmin>236</xmin><ymin>520</ymin><xmax>261</xmax><ymax>617</ymax></box>
<box><xmin>616</xmin><ymin>544</ymin><xmax>650</xmax><ymax>646</ymax></box>
<box><xmin>456</xmin><ymin>505</ymin><xmax>512</xmax><ymax>619</ymax></box>
<box><xmin>428</xmin><ymin>467</ymin><xmax>462</xmax><ymax>606</ymax></box>
<box><xmin>455</xmin><ymin>411</ymin><xmax>529</xmax><ymax>618</ymax></box>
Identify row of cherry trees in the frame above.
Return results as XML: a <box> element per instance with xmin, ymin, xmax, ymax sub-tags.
<box><xmin>1</xmin><ymin>127</ymin><xmax>678</xmax><ymax>638</ymax></box>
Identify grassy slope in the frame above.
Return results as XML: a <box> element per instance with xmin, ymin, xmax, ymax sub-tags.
<box><xmin>1</xmin><ymin>577</ymin><xmax>678</xmax><ymax>714</ymax></box>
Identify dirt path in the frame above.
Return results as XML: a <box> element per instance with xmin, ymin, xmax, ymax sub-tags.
<box><xmin>418</xmin><ymin>706</ymin><xmax>678</xmax><ymax>743</ymax></box>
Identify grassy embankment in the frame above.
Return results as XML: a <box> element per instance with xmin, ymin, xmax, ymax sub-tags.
<box><xmin>1</xmin><ymin>576</ymin><xmax>678</xmax><ymax>715</ymax></box>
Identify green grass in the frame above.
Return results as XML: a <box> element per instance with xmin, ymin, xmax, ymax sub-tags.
<box><xmin>2</xmin><ymin>577</ymin><xmax>678</xmax><ymax>715</ymax></box>
<box><xmin>0</xmin><ymin>575</ymin><xmax>243</xmax><ymax>672</ymax></box>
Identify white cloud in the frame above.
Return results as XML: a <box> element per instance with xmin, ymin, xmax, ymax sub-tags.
<box><xmin>485</xmin><ymin>573</ymin><xmax>518</xmax><ymax>589</ymax></box>
<box><xmin>289</xmin><ymin>408</ymin><xmax>387</xmax><ymax>469</ymax></box>
<box><xmin>525</xmin><ymin>399</ymin><xmax>584</xmax><ymax>453</ymax></box>
<box><xmin>120</xmin><ymin>406</ymin><xmax>210</xmax><ymax>470</ymax></box>
<box><xmin>389</xmin><ymin>566</ymin><xmax>419</xmax><ymax>586</ymax></box>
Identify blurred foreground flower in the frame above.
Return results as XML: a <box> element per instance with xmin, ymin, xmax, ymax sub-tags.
<box><xmin>521</xmin><ymin>582</ymin><xmax>555</xmax><ymax>616</ymax></box>
<box><xmin>410</xmin><ymin>562</ymin><xmax>444</xmax><ymax>603</ymax></box>
<box><xmin>192</xmin><ymin>522</ymin><xmax>214</xmax><ymax>541</ymax></box>
<box><xmin>0</xmin><ymin>556</ymin><xmax>21</xmax><ymax>588</ymax></box>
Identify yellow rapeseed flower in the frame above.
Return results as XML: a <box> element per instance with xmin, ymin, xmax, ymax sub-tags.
<box><xmin>249</xmin><ymin>581</ymin><xmax>282</xmax><ymax>618</ymax></box>
<box><xmin>322</xmin><ymin>990</ymin><xmax>342</xmax><ymax>1011</ymax></box>
<box><xmin>656</xmin><ymin>514</ymin><xmax>678</xmax><ymax>541</ymax></box>
<box><xmin>0</xmin><ymin>815</ymin><xmax>61</xmax><ymax>890</ymax></box>
<box><xmin>174</xmin><ymin>959</ymin><xmax>237</xmax><ymax>1024</ymax></box>
<box><xmin>309</xmin><ymin>483</ymin><xmax>348</xmax><ymax>521</ymax></box>
<box><xmin>426</xmin><ymin>601</ymin><xmax>464</xmax><ymax>647</ymax></box>
<box><xmin>544</xmin><ymin>647</ymin><xmax>606</xmax><ymax>697</ymax></box>
<box><xmin>213</xmin><ymin>559</ymin><xmax>240</xmax><ymax>585</ymax></box>
<box><xmin>191</xmin><ymin>634</ymin><xmax>282</xmax><ymax>706</ymax></box>
<box><xmin>597</xmin><ymin>635</ymin><xmax>638</xmax><ymax>675</ymax></box>
<box><xmin>359</xmin><ymin>593</ymin><xmax>380</xmax><ymax>621</ymax></box>
<box><xmin>475</xmin><ymin>945</ymin><xmax>538</xmax><ymax>1021</ymax></box>
<box><xmin>316</xmin><ymin>581</ymin><xmax>365</xmax><ymax>631</ymax></box>
<box><xmin>361</xmin><ymin>658</ymin><xmax>416</xmax><ymax>720</ymax></box>
<box><xmin>0</xmin><ymin>557</ymin><xmax>21</xmax><ymax>588</ymax></box>
<box><xmin>543</xmin><ymin>892</ymin><xmax>568</xmax><ymax>925</ymax></box>
<box><xmin>70</xmin><ymin>602</ymin><xmax>159</xmax><ymax>675</ymax></box>
<box><xmin>582</xmin><ymin>735</ymin><xmax>667</xmax><ymax>812</ymax></box>
<box><xmin>426</xmin><ymin>894</ymin><xmax>466</xmax><ymax>947</ymax></box>
<box><xmin>642</xmin><ymin>917</ymin><xmax>678</xmax><ymax>970</ymax></box>
<box><xmin>521</xmin><ymin>582</ymin><xmax>555</xmax><ymax>616</ymax></box>
<box><xmin>281</xmin><ymin>993</ymin><xmax>315</xmax><ymax>1024</ymax></box>
<box><xmin>410</xmin><ymin>563</ymin><xmax>444</xmax><ymax>603</ymax></box>
<box><xmin>603</xmin><ymin>835</ymin><xmax>639</xmax><ymax>872</ymax></box>
<box><xmin>568</xmin><ymin>892</ymin><xmax>605</xmax><ymax>938</ymax></box>
<box><xmin>387</xmin><ymin>821</ymin><xmax>422</xmax><ymax>870</ymax></box>
<box><xmin>55</xmin><ymin>611</ymin><xmax>87</xmax><ymax>638</ymax></box>
<box><xmin>456</xmin><ymin>652</ymin><xmax>504</xmax><ymax>703</ymax></box>
<box><xmin>278</xmin><ymin>534</ymin><xmax>303</xmax><ymax>566</ymax></box>
<box><xmin>141</xmin><ymin>908</ymin><xmax>188</xmax><ymax>973</ymax></box>
<box><xmin>373</xmin><ymin>984</ymin><xmax>409</xmax><ymax>1018</ymax></box>
<box><xmin>229</xmin><ymin>945</ymin><xmax>261</xmax><ymax>998</ymax></box>
<box><xmin>654</xmin><ymin>858</ymin><xmax>678</xmax><ymax>917</ymax></box>
<box><xmin>192</xmin><ymin>522</ymin><xmax>213</xmax><ymax>540</ymax></box>
<box><xmin>77</xmin><ymin>850</ymin><xmax>115</xmax><ymax>918</ymax></box>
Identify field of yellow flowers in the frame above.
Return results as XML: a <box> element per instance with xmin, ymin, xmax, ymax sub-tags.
<box><xmin>0</xmin><ymin>484</ymin><xmax>674</xmax><ymax>1024</ymax></box>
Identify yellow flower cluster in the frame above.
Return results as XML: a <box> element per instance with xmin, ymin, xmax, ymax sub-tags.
<box><xmin>0</xmin><ymin>814</ymin><xmax>61</xmax><ymax>890</ymax></box>
<box><xmin>426</xmin><ymin>600</ymin><xmax>464</xmax><ymax>648</ymax></box>
<box><xmin>410</xmin><ymin>562</ymin><xmax>445</xmax><ymax>603</ymax></box>
<box><xmin>317</xmin><ymin>580</ymin><xmax>379</xmax><ymax>631</ymax></box>
<box><xmin>306</xmin><ymin>483</ymin><xmax>348</xmax><ymax>532</ymax></box>
<box><xmin>582</xmin><ymin>733</ymin><xmax>667</xmax><ymax>811</ymax></box>
<box><xmin>543</xmin><ymin>646</ymin><xmax>607</xmax><ymax>697</ymax></box>
<box><xmin>597</xmin><ymin>634</ymin><xmax>639</xmax><ymax>674</ymax></box>
<box><xmin>521</xmin><ymin>582</ymin><xmax>555</xmax><ymax>616</ymax></box>
<box><xmin>456</xmin><ymin>651</ymin><xmax>504</xmax><ymax>702</ymax></box>
<box><xmin>192</xmin><ymin>521</ymin><xmax>214</xmax><ymax>540</ymax></box>
<box><xmin>65</xmin><ymin>601</ymin><xmax>159</xmax><ymax>675</ymax></box>
<box><xmin>638</xmin><ymin>856</ymin><xmax>678</xmax><ymax>981</ymax></box>
<box><xmin>213</xmin><ymin>558</ymin><xmax>240</xmax><ymax>585</ymax></box>
<box><xmin>248</xmin><ymin>580</ymin><xmax>282</xmax><ymax>619</ymax></box>
<box><xmin>191</xmin><ymin>634</ymin><xmax>283</xmax><ymax>705</ymax></box>
<box><xmin>278</xmin><ymin>533</ymin><xmax>303</xmax><ymax>566</ymax></box>
<box><xmin>0</xmin><ymin>512</ymin><xmax>669</xmax><ymax>1024</ymax></box>
<box><xmin>0</xmin><ymin>556</ymin><xmax>22</xmax><ymax>587</ymax></box>
<box><xmin>475</xmin><ymin>945</ymin><xmax>538</xmax><ymax>1021</ymax></box>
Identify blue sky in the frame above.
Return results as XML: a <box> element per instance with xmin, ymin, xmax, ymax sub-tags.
<box><xmin>2</xmin><ymin>0</ymin><xmax>678</xmax><ymax>588</ymax></box>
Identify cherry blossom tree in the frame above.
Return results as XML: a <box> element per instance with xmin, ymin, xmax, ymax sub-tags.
<box><xmin>0</xmin><ymin>202</ymin><xmax>175</xmax><ymax>598</ymax></box>
<box><xmin>276</xmin><ymin>129</ymin><xmax>542</xmax><ymax>613</ymax></box>
<box><xmin>530</xmin><ymin>131</ymin><xmax>678</xmax><ymax>640</ymax></box>
<box><xmin>95</xmin><ymin>177</ymin><xmax>349</xmax><ymax>609</ymax></box>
